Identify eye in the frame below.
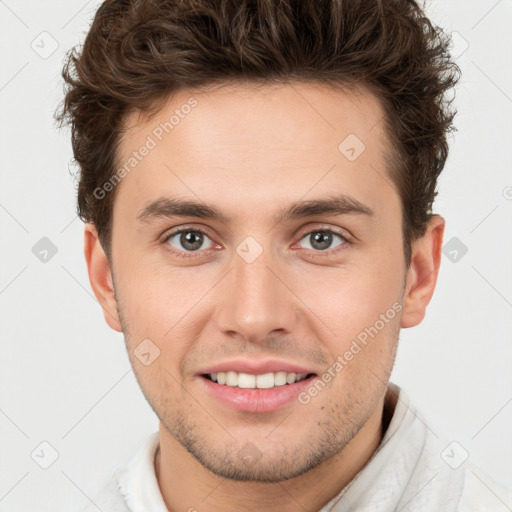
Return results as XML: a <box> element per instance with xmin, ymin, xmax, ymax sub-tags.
<box><xmin>163</xmin><ymin>227</ymin><xmax>216</xmax><ymax>256</ymax></box>
<box><xmin>296</xmin><ymin>229</ymin><xmax>348</xmax><ymax>253</ymax></box>
<box><xmin>161</xmin><ymin>225</ymin><xmax>351</xmax><ymax>259</ymax></box>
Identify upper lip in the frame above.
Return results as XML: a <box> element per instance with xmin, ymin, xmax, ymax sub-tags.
<box><xmin>197</xmin><ymin>359</ymin><xmax>317</xmax><ymax>376</ymax></box>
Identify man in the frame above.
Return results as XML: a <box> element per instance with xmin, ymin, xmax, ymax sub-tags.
<box><xmin>56</xmin><ymin>0</ymin><xmax>511</xmax><ymax>510</ymax></box>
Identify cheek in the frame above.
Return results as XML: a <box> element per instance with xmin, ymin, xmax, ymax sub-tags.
<box><xmin>119</xmin><ymin>261</ymin><xmax>198</xmax><ymax>320</ymax></box>
<box><xmin>297</xmin><ymin>259</ymin><xmax>402</xmax><ymax>370</ymax></box>
<box><xmin>302</xmin><ymin>262</ymin><xmax>400</xmax><ymax>326</ymax></box>
<box><xmin>117</xmin><ymin>265</ymin><xmax>210</xmax><ymax>370</ymax></box>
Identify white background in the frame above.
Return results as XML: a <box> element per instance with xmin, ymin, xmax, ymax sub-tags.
<box><xmin>1</xmin><ymin>1</ymin><xmax>511</xmax><ymax>510</ymax></box>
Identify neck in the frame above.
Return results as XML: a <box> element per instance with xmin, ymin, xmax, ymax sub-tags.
<box><xmin>155</xmin><ymin>387</ymin><xmax>396</xmax><ymax>512</ymax></box>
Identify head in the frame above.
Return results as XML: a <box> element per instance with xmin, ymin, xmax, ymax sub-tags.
<box><xmin>56</xmin><ymin>0</ymin><xmax>459</xmax><ymax>482</ymax></box>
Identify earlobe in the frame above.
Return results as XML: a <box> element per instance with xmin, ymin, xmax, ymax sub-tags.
<box><xmin>83</xmin><ymin>223</ymin><xmax>123</xmax><ymax>332</ymax></box>
<box><xmin>401</xmin><ymin>215</ymin><xmax>445</xmax><ymax>328</ymax></box>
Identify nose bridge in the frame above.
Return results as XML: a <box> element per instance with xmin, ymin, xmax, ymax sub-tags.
<box><xmin>215</xmin><ymin>238</ymin><xmax>297</xmax><ymax>343</ymax></box>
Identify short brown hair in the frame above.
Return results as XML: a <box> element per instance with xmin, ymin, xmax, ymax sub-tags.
<box><xmin>55</xmin><ymin>0</ymin><xmax>460</xmax><ymax>267</ymax></box>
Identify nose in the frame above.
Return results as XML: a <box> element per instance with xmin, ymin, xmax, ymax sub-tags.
<box><xmin>214</xmin><ymin>245</ymin><xmax>298</xmax><ymax>345</ymax></box>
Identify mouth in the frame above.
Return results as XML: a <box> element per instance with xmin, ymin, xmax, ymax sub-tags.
<box><xmin>199</xmin><ymin>371</ymin><xmax>318</xmax><ymax>413</ymax></box>
<box><xmin>201</xmin><ymin>371</ymin><xmax>317</xmax><ymax>389</ymax></box>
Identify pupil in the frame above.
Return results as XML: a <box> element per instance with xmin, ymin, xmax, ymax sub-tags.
<box><xmin>181</xmin><ymin>231</ymin><xmax>203</xmax><ymax>251</ymax></box>
<box><xmin>311</xmin><ymin>231</ymin><xmax>332</xmax><ymax>250</ymax></box>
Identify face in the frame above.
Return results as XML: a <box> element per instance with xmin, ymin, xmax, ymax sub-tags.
<box><xmin>93</xmin><ymin>82</ymin><xmax>411</xmax><ymax>482</ymax></box>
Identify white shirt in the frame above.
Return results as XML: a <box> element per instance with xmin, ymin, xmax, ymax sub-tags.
<box><xmin>79</xmin><ymin>384</ymin><xmax>512</xmax><ymax>511</ymax></box>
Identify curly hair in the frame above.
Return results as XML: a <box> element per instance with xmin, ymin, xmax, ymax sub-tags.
<box><xmin>55</xmin><ymin>0</ymin><xmax>460</xmax><ymax>267</ymax></box>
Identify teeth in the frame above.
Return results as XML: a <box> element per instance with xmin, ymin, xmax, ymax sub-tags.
<box><xmin>274</xmin><ymin>372</ymin><xmax>287</xmax><ymax>386</ymax></box>
<box><xmin>286</xmin><ymin>372</ymin><xmax>297</xmax><ymax>384</ymax></box>
<box><xmin>226</xmin><ymin>371</ymin><xmax>238</xmax><ymax>386</ymax></box>
<box><xmin>256</xmin><ymin>373</ymin><xmax>274</xmax><ymax>389</ymax></box>
<box><xmin>207</xmin><ymin>371</ymin><xmax>309</xmax><ymax>389</ymax></box>
<box><xmin>238</xmin><ymin>372</ymin><xmax>256</xmax><ymax>388</ymax></box>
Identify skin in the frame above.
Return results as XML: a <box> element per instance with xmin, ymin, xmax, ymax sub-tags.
<box><xmin>84</xmin><ymin>82</ymin><xmax>444</xmax><ymax>512</ymax></box>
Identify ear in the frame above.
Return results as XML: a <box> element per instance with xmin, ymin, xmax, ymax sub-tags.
<box><xmin>401</xmin><ymin>215</ymin><xmax>445</xmax><ymax>328</ymax></box>
<box><xmin>83</xmin><ymin>223</ymin><xmax>122</xmax><ymax>332</ymax></box>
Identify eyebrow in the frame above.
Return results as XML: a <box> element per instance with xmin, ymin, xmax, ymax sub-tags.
<box><xmin>136</xmin><ymin>194</ymin><xmax>374</xmax><ymax>225</ymax></box>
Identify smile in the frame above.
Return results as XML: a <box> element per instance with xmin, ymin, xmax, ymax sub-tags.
<box><xmin>200</xmin><ymin>372</ymin><xmax>318</xmax><ymax>413</ymax></box>
<box><xmin>204</xmin><ymin>371</ymin><xmax>313</xmax><ymax>389</ymax></box>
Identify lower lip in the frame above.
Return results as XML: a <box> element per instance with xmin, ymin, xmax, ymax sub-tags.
<box><xmin>199</xmin><ymin>375</ymin><xmax>317</xmax><ymax>413</ymax></box>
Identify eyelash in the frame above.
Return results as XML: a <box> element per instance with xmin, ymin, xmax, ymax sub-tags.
<box><xmin>160</xmin><ymin>225</ymin><xmax>352</xmax><ymax>259</ymax></box>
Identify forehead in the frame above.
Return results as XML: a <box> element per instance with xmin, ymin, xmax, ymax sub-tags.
<box><xmin>114</xmin><ymin>82</ymin><xmax>397</xmax><ymax>225</ymax></box>
<box><xmin>121</xmin><ymin>81</ymin><xmax>387</xmax><ymax>154</ymax></box>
